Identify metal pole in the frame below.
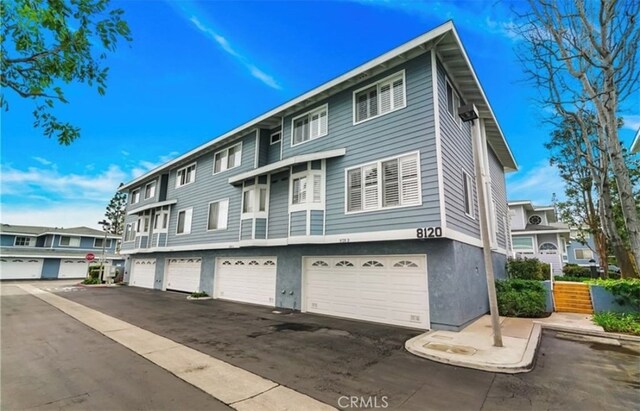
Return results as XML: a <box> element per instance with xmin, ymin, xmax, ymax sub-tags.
<box><xmin>98</xmin><ymin>220</ymin><xmax>110</xmax><ymax>283</ymax></box>
<box><xmin>470</xmin><ymin>118</ymin><xmax>503</xmax><ymax>347</ymax></box>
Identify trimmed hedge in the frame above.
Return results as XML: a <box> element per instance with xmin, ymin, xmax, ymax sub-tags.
<box><xmin>495</xmin><ymin>279</ymin><xmax>547</xmax><ymax>318</ymax></box>
<box><xmin>562</xmin><ymin>263</ymin><xmax>592</xmax><ymax>277</ymax></box>
<box><xmin>507</xmin><ymin>258</ymin><xmax>551</xmax><ymax>281</ymax></box>
<box><xmin>588</xmin><ymin>278</ymin><xmax>640</xmax><ymax>310</ymax></box>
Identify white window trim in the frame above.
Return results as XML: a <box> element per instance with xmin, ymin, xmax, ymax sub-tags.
<box><xmin>213</xmin><ymin>142</ymin><xmax>243</xmax><ymax>175</ymax></box>
<box><xmin>144</xmin><ymin>180</ymin><xmax>157</xmax><ymax>200</ymax></box>
<box><xmin>175</xmin><ymin>162</ymin><xmax>197</xmax><ymax>188</ymax></box>
<box><xmin>290</xmin><ymin>104</ymin><xmax>329</xmax><ymax>147</ymax></box>
<box><xmin>270</xmin><ymin>131</ymin><xmax>281</xmax><ymax>145</ymax></box>
<box><xmin>13</xmin><ymin>236</ymin><xmax>35</xmax><ymax>247</ymax></box>
<box><xmin>512</xmin><ymin>236</ymin><xmax>535</xmax><ymax>252</ymax></box>
<box><xmin>93</xmin><ymin>238</ymin><xmax>112</xmax><ymax>248</ymax></box>
<box><xmin>154</xmin><ymin>210</ymin><xmax>169</xmax><ymax>233</ymax></box>
<box><xmin>176</xmin><ymin>207</ymin><xmax>193</xmax><ymax>236</ymax></box>
<box><xmin>136</xmin><ymin>214</ymin><xmax>151</xmax><ymax>235</ymax></box>
<box><xmin>59</xmin><ymin>236</ymin><xmax>81</xmax><ymax>247</ymax></box>
<box><xmin>130</xmin><ymin>188</ymin><xmax>141</xmax><ymax>205</ymax></box>
<box><xmin>241</xmin><ymin>179</ymin><xmax>269</xmax><ymax>220</ymax></box>
<box><xmin>445</xmin><ymin>76</ymin><xmax>463</xmax><ymax>129</ymax></box>
<box><xmin>344</xmin><ymin>150</ymin><xmax>422</xmax><ymax>215</ymax></box>
<box><xmin>123</xmin><ymin>223</ymin><xmax>135</xmax><ymax>243</ymax></box>
<box><xmin>289</xmin><ymin>162</ymin><xmax>325</xmax><ymax>213</ymax></box>
<box><xmin>463</xmin><ymin>171</ymin><xmax>474</xmax><ymax>219</ymax></box>
<box><xmin>207</xmin><ymin>199</ymin><xmax>230</xmax><ymax>231</ymax></box>
<box><xmin>352</xmin><ymin>70</ymin><xmax>407</xmax><ymax>125</ymax></box>
<box><xmin>574</xmin><ymin>248</ymin><xmax>594</xmax><ymax>260</ymax></box>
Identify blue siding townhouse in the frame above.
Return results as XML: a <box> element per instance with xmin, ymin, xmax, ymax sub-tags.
<box><xmin>119</xmin><ymin>22</ymin><xmax>517</xmax><ymax>331</ymax></box>
<box><xmin>0</xmin><ymin>224</ymin><xmax>122</xmax><ymax>280</ymax></box>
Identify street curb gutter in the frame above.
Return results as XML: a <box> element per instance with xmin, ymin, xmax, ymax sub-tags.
<box><xmin>534</xmin><ymin>322</ymin><xmax>640</xmax><ymax>343</ymax></box>
<box><xmin>404</xmin><ymin>323</ymin><xmax>542</xmax><ymax>374</ymax></box>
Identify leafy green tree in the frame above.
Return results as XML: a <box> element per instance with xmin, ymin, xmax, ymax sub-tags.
<box><xmin>1</xmin><ymin>0</ymin><xmax>132</xmax><ymax>144</ymax></box>
<box><xmin>105</xmin><ymin>183</ymin><xmax>127</xmax><ymax>236</ymax></box>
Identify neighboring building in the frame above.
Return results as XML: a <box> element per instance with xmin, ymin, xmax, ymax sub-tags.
<box><xmin>508</xmin><ymin>201</ymin><xmax>570</xmax><ymax>274</ymax></box>
<box><xmin>119</xmin><ymin>22</ymin><xmax>517</xmax><ymax>331</ymax></box>
<box><xmin>631</xmin><ymin>128</ymin><xmax>639</xmax><ymax>153</ymax></box>
<box><xmin>566</xmin><ymin>228</ymin><xmax>599</xmax><ymax>267</ymax></box>
<box><xmin>0</xmin><ymin>224</ymin><xmax>122</xmax><ymax>280</ymax></box>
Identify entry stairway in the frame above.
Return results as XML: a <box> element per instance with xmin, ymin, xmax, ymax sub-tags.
<box><xmin>553</xmin><ymin>282</ymin><xmax>593</xmax><ymax>314</ymax></box>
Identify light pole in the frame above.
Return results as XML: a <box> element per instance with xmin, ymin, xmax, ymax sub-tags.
<box><xmin>98</xmin><ymin>220</ymin><xmax>111</xmax><ymax>282</ymax></box>
<box><xmin>459</xmin><ymin>104</ymin><xmax>503</xmax><ymax>348</ymax></box>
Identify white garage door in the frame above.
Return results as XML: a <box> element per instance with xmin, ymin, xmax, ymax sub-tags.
<box><xmin>303</xmin><ymin>255</ymin><xmax>429</xmax><ymax>329</ymax></box>
<box><xmin>215</xmin><ymin>257</ymin><xmax>277</xmax><ymax>306</ymax></box>
<box><xmin>166</xmin><ymin>258</ymin><xmax>202</xmax><ymax>293</ymax></box>
<box><xmin>59</xmin><ymin>259</ymin><xmax>89</xmax><ymax>278</ymax></box>
<box><xmin>130</xmin><ymin>258</ymin><xmax>156</xmax><ymax>289</ymax></box>
<box><xmin>0</xmin><ymin>258</ymin><xmax>43</xmax><ymax>280</ymax></box>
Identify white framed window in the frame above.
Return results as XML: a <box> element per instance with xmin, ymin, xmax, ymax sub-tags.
<box><xmin>14</xmin><ymin>236</ymin><xmax>34</xmax><ymax>246</ymax></box>
<box><xmin>176</xmin><ymin>208</ymin><xmax>193</xmax><ymax>235</ymax></box>
<box><xmin>291</xmin><ymin>104</ymin><xmax>328</xmax><ymax>146</ymax></box>
<box><xmin>290</xmin><ymin>163</ymin><xmax>324</xmax><ymax>212</ymax></box>
<box><xmin>153</xmin><ymin>210</ymin><xmax>169</xmax><ymax>233</ymax></box>
<box><xmin>207</xmin><ymin>199</ymin><xmax>229</xmax><ymax>231</ymax></box>
<box><xmin>445</xmin><ymin>76</ymin><xmax>462</xmax><ymax>127</ymax></box>
<box><xmin>270</xmin><ymin>131</ymin><xmax>281</xmax><ymax>145</ymax></box>
<box><xmin>124</xmin><ymin>224</ymin><xmax>135</xmax><ymax>242</ymax></box>
<box><xmin>462</xmin><ymin>172</ymin><xmax>474</xmax><ymax>218</ymax></box>
<box><xmin>59</xmin><ymin>236</ymin><xmax>80</xmax><ymax>247</ymax></box>
<box><xmin>512</xmin><ymin>236</ymin><xmax>534</xmax><ymax>252</ymax></box>
<box><xmin>353</xmin><ymin>70</ymin><xmax>406</xmax><ymax>124</ymax></box>
<box><xmin>136</xmin><ymin>214</ymin><xmax>150</xmax><ymax>234</ymax></box>
<box><xmin>241</xmin><ymin>179</ymin><xmax>268</xmax><ymax>219</ymax></box>
<box><xmin>144</xmin><ymin>181</ymin><xmax>156</xmax><ymax>200</ymax></box>
<box><xmin>94</xmin><ymin>238</ymin><xmax>113</xmax><ymax>248</ymax></box>
<box><xmin>346</xmin><ymin>152</ymin><xmax>420</xmax><ymax>213</ymax></box>
<box><xmin>213</xmin><ymin>142</ymin><xmax>242</xmax><ymax>174</ymax></box>
<box><xmin>176</xmin><ymin>163</ymin><xmax>196</xmax><ymax>188</ymax></box>
<box><xmin>574</xmin><ymin>248</ymin><xmax>594</xmax><ymax>260</ymax></box>
<box><xmin>130</xmin><ymin>189</ymin><xmax>141</xmax><ymax>205</ymax></box>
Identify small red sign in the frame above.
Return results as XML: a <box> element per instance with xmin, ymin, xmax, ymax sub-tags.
<box><xmin>86</xmin><ymin>253</ymin><xmax>95</xmax><ymax>261</ymax></box>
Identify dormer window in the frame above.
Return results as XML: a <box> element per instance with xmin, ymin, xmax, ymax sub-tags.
<box><xmin>528</xmin><ymin>215</ymin><xmax>542</xmax><ymax>225</ymax></box>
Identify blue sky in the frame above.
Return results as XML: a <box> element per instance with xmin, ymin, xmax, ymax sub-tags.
<box><xmin>2</xmin><ymin>0</ymin><xmax>639</xmax><ymax>229</ymax></box>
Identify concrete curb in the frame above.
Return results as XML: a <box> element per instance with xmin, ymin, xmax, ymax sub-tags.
<box><xmin>404</xmin><ymin>323</ymin><xmax>542</xmax><ymax>374</ymax></box>
<box><xmin>535</xmin><ymin>322</ymin><xmax>640</xmax><ymax>342</ymax></box>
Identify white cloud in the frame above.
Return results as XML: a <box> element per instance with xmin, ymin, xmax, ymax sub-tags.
<box><xmin>187</xmin><ymin>16</ymin><xmax>280</xmax><ymax>89</ymax></box>
<box><xmin>622</xmin><ymin>115</ymin><xmax>640</xmax><ymax>131</ymax></box>
<box><xmin>32</xmin><ymin>156</ymin><xmax>53</xmax><ymax>166</ymax></box>
<box><xmin>506</xmin><ymin>161</ymin><xmax>565</xmax><ymax>205</ymax></box>
<box><xmin>0</xmin><ymin>204</ymin><xmax>109</xmax><ymax>230</ymax></box>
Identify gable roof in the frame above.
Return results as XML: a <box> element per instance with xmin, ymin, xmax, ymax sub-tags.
<box><xmin>0</xmin><ymin>224</ymin><xmax>120</xmax><ymax>239</ymax></box>
<box><xmin>120</xmin><ymin>20</ymin><xmax>517</xmax><ymax>191</ymax></box>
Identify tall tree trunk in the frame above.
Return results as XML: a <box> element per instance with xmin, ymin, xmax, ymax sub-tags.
<box><xmin>586</xmin><ymin>188</ymin><xmax>609</xmax><ymax>277</ymax></box>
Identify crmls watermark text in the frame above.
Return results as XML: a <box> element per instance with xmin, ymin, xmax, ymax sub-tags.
<box><xmin>338</xmin><ymin>396</ymin><xmax>389</xmax><ymax>409</ymax></box>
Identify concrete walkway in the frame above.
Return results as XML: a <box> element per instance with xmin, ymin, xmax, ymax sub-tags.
<box><xmin>406</xmin><ymin>313</ymin><xmax>617</xmax><ymax>374</ymax></box>
<box><xmin>16</xmin><ymin>284</ymin><xmax>335</xmax><ymax>411</ymax></box>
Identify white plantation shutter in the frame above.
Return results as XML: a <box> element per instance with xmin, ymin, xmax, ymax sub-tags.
<box><xmin>363</xmin><ymin>165</ymin><xmax>379</xmax><ymax>210</ymax></box>
<box><xmin>184</xmin><ymin>209</ymin><xmax>193</xmax><ymax>234</ymax></box>
<box><xmin>309</xmin><ymin>113</ymin><xmax>319</xmax><ymax>138</ymax></box>
<box><xmin>382</xmin><ymin>160</ymin><xmax>399</xmax><ymax>207</ymax></box>
<box><xmin>313</xmin><ymin>175</ymin><xmax>322</xmax><ymax>203</ymax></box>
<box><xmin>319</xmin><ymin>111</ymin><xmax>328</xmax><ymax>136</ymax></box>
<box><xmin>208</xmin><ymin>202</ymin><xmax>219</xmax><ymax>230</ymax></box>
<box><xmin>379</xmin><ymin>82</ymin><xmax>392</xmax><ymax>114</ymax></box>
<box><xmin>399</xmin><ymin>155</ymin><xmax>420</xmax><ymax>205</ymax></box>
<box><xmin>218</xmin><ymin>199</ymin><xmax>229</xmax><ymax>229</ymax></box>
<box><xmin>293</xmin><ymin>177</ymin><xmax>307</xmax><ymax>204</ymax></box>
<box><xmin>347</xmin><ymin>169</ymin><xmax>362</xmax><ymax>211</ymax></box>
<box><xmin>392</xmin><ymin>78</ymin><xmax>405</xmax><ymax>108</ymax></box>
<box><xmin>357</xmin><ymin>93</ymin><xmax>368</xmax><ymax>122</ymax></box>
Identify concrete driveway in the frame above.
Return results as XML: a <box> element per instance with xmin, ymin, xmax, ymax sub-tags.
<box><xmin>46</xmin><ymin>284</ymin><xmax>639</xmax><ymax>410</ymax></box>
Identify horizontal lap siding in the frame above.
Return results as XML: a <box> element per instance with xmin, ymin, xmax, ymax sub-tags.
<box><xmin>127</xmin><ymin>176</ymin><xmax>160</xmax><ymax>207</ymax></box>
<box><xmin>290</xmin><ymin>211</ymin><xmax>306</xmax><ymax>236</ymax></box>
<box><xmin>280</xmin><ymin>52</ymin><xmax>439</xmax><ymax>235</ymax></box>
<box><xmin>255</xmin><ymin>219</ymin><xmax>267</xmax><ymax>239</ymax></box>
<box><xmin>310</xmin><ymin>211</ymin><xmax>323</xmax><ymax>235</ymax></box>
<box><xmin>488</xmin><ymin>147</ymin><xmax>508</xmax><ymax>249</ymax></box>
<box><xmin>241</xmin><ymin>220</ymin><xmax>252</xmax><ymax>240</ymax></box>
<box><xmin>164</xmin><ymin>131</ymin><xmax>257</xmax><ymax>246</ymax></box>
<box><xmin>438</xmin><ymin>61</ymin><xmax>480</xmax><ymax>239</ymax></box>
<box><xmin>268</xmin><ymin>171</ymin><xmax>289</xmax><ymax>239</ymax></box>
<box><xmin>267</xmin><ymin>141</ymin><xmax>281</xmax><ymax>165</ymax></box>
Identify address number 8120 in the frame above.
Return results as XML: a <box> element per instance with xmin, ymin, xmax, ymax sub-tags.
<box><xmin>416</xmin><ymin>227</ymin><xmax>443</xmax><ymax>238</ymax></box>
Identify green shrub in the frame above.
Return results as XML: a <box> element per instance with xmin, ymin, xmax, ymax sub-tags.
<box><xmin>555</xmin><ymin>276</ymin><xmax>590</xmax><ymax>283</ymax></box>
<box><xmin>507</xmin><ymin>258</ymin><xmax>550</xmax><ymax>280</ymax></box>
<box><xmin>495</xmin><ymin>279</ymin><xmax>547</xmax><ymax>318</ymax></box>
<box><xmin>593</xmin><ymin>312</ymin><xmax>640</xmax><ymax>336</ymax></box>
<box><xmin>562</xmin><ymin>263</ymin><xmax>592</xmax><ymax>277</ymax></box>
<box><xmin>190</xmin><ymin>291</ymin><xmax>208</xmax><ymax>298</ymax></box>
<box><xmin>588</xmin><ymin>278</ymin><xmax>640</xmax><ymax>309</ymax></box>
<box><xmin>82</xmin><ymin>277</ymin><xmax>101</xmax><ymax>285</ymax></box>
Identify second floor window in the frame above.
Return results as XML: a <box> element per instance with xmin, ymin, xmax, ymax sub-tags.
<box><xmin>59</xmin><ymin>236</ymin><xmax>80</xmax><ymax>247</ymax></box>
<box><xmin>176</xmin><ymin>208</ymin><xmax>193</xmax><ymax>235</ymax></box>
<box><xmin>208</xmin><ymin>199</ymin><xmax>229</xmax><ymax>230</ymax></box>
<box><xmin>347</xmin><ymin>152</ymin><xmax>420</xmax><ymax>213</ymax></box>
<box><xmin>153</xmin><ymin>210</ymin><xmax>169</xmax><ymax>232</ymax></box>
<box><xmin>446</xmin><ymin>77</ymin><xmax>462</xmax><ymax>127</ymax></box>
<box><xmin>144</xmin><ymin>181</ymin><xmax>156</xmax><ymax>199</ymax></box>
<box><xmin>130</xmin><ymin>189</ymin><xmax>140</xmax><ymax>205</ymax></box>
<box><xmin>176</xmin><ymin>163</ymin><xmax>196</xmax><ymax>188</ymax></box>
<box><xmin>214</xmin><ymin>143</ymin><xmax>242</xmax><ymax>173</ymax></box>
<box><xmin>14</xmin><ymin>236</ymin><xmax>34</xmax><ymax>246</ymax></box>
<box><xmin>242</xmin><ymin>179</ymin><xmax>268</xmax><ymax>218</ymax></box>
<box><xmin>354</xmin><ymin>71</ymin><xmax>406</xmax><ymax>123</ymax></box>
<box><xmin>462</xmin><ymin>172</ymin><xmax>474</xmax><ymax>218</ymax></box>
<box><xmin>124</xmin><ymin>224</ymin><xmax>135</xmax><ymax>242</ymax></box>
<box><xmin>292</xmin><ymin>105</ymin><xmax>328</xmax><ymax>146</ymax></box>
<box><xmin>94</xmin><ymin>238</ymin><xmax>112</xmax><ymax>248</ymax></box>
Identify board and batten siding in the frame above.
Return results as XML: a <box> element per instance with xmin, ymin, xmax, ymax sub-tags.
<box><xmin>278</xmin><ymin>52</ymin><xmax>440</xmax><ymax>235</ymax></box>
<box><xmin>437</xmin><ymin>60</ymin><xmax>481</xmax><ymax>240</ymax></box>
<box><xmin>488</xmin><ymin>146</ymin><xmax>508</xmax><ymax>250</ymax></box>
<box><xmin>163</xmin><ymin>131</ymin><xmax>257</xmax><ymax>246</ymax></box>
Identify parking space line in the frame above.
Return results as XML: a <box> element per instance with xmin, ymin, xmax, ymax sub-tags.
<box><xmin>16</xmin><ymin>284</ymin><xmax>336</xmax><ymax>411</ymax></box>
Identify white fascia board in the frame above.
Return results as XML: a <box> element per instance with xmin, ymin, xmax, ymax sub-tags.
<box><xmin>119</xmin><ymin>22</ymin><xmax>456</xmax><ymax>191</ymax></box>
<box><xmin>127</xmin><ymin>199</ymin><xmax>178</xmax><ymax>216</ymax></box>
<box><xmin>228</xmin><ymin>148</ymin><xmax>346</xmax><ymax>184</ymax></box>
<box><xmin>0</xmin><ymin>253</ymin><xmax>122</xmax><ymax>259</ymax></box>
<box><xmin>38</xmin><ymin>232</ymin><xmax>121</xmax><ymax>239</ymax></box>
<box><xmin>511</xmin><ymin>229</ymin><xmax>570</xmax><ymax>235</ymax></box>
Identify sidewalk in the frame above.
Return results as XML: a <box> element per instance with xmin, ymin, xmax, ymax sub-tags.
<box><xmin>406</xmin><ymin>313</ymin><xmax>613</xmax><ymax>374</ymax></box>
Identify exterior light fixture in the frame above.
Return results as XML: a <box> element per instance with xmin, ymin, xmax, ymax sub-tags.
<box><xmin>458</xmin><ymin>104</ymin><xmax>479</xmax><ymax>123</ymax></box>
